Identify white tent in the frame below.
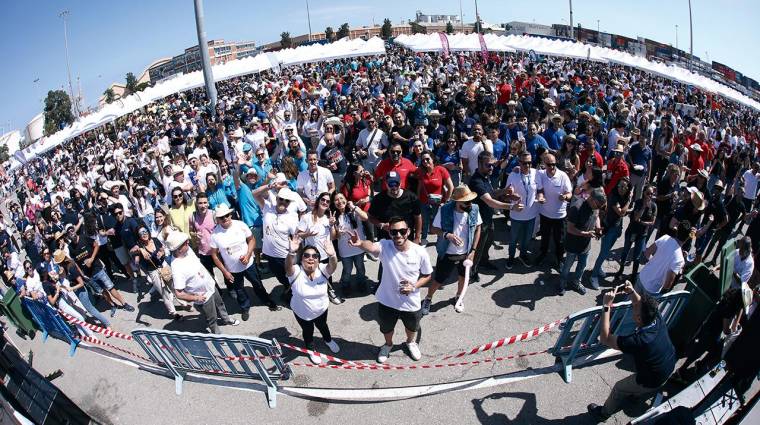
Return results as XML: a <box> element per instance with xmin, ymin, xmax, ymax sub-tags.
<box><xmin>17</xmin><ymin>37</ymin><xmax>387</xmax><ymax>162</ymax></box>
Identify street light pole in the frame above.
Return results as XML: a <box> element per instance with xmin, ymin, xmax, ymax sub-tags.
<box><xmin>459</xmin><ymin>0</ymin><xmax>464</xmax><ymax>33</ymax></box>
<box><xmin>59</xmin><ymin>10</ymin><xmax>79</xmax><ymax>117</ymax></box>
<box><xmin>688</xmin><ymin>0</ymin><xmax>694</xmax><ymax>70</ymax></box>
<box><xmin>305</xmin><ymin>0</ymin><xmax>312</xmax><ymax>42</ymax></box>
<box><xmin>597</xmin><ymin>19</ymin><xmax>600</xmax><ymax>33</ymax></box>
<box><xmin>675</xmin><ymin>24</ymin><xmax>678</xmax><ymax>49</ymax></box>
<box><xmin>569</xmin><ymin>0</ymin><xmax>574</xmax><ymax>40</ymax></box>
<box><xmin>474</xmin><ymin>0</ymin><xmax>480</xmax><ymax>34</ymax></box>
<box><xmin>193</xmin><ymin>0</ymin><xmax>218</xmax><ymax>116</ymax></box>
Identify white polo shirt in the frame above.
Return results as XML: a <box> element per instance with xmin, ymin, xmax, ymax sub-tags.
<box><xmin>537</xmin><ymin>169</ymin><xmax>573</xmax><ymax>219</ymax></box>
<box><xmin>209</xmin><ymin>220</ymin><xmax>253</xmax><ymax>274</ymax></box>
<box><xmin>171</xmin><ymin>250</ymin><xmax>216</xmax><ymax>304</ymax></box>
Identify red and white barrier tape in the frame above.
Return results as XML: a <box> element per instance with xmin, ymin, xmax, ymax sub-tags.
<box><xmin>59</xmin><ymin>311</ymin><xmax>134</xmax><ymax>341</ymax></box>
<box><xmin>291</xmin><ymin>349</ymin><xmax>549</xmax><ymax>370</ymax></box>
<box><xmin>78</xmin><ymin>335</ymin><xmax>151</xmax><ymax>362</ymax></box>
<box><xmin>280</xmin><ymin>343</ymin><xmax>373</xmax><ymax>368</ymax></box>
<box><xmin>441</xmin><ymin>318</ymin><xmax>565</xmax><ymax>360</ymax></box>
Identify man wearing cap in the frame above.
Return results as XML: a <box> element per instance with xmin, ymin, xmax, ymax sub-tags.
<box><xmin>167</xmin><ymin>231</ymin><xmax>240</xmax><ymax>333</ymax></box>
<box><xmin>625</xmin><ymin>129</ymin><xmax>652</xmax><ymax>202</ymax></box>
<box><xmin>210</xmin><ymin>204</ymin><xmax>281</xmax><ymax>321</ymax></box>
<box><xmin>560</xmin><ymin>187</ymin><xmax>606</xmax><ymax>295</ymax></box>
<box><xmin>369</xmin><ymin>171</ymin><xmax>422</xmax><ymax>243</ymax></box>
<box><xmin>421</xmin><ymin>186</ymin><xmax>481</xmax><ymax>315</ymax></box>
<box><xmin>605</xmin><ymin>144</ymin><xmax>630</xmax><ymax>195</ymax></box>
<box><xmin>253</xmin><ymin>181</ymin><xmax>300</xmax><ymax>299</ymax></box>
<box><xmin>356</xmin><ymin>115</ymin><xmax>388</xmax><ymax>172</ymax></box>
<box><xmin>543</xmin><ymin>114</ymin><xmax>566</xmax><ymax>151</ymax></box>
<box><xmin>296</xmin><ymin>151</ymin><xmax>335</xmax><ymax>209</ymax></box>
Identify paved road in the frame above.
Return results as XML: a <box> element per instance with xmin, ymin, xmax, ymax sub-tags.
<box><xmin>12</xmin><ymin>214</ymin><xmax>680</xmax><ymax>424</ymax></box>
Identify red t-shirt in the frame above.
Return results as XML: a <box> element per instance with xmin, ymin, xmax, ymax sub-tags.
<box><xmin>340</xmin><ymin>179</ymin><xmax>372</xmax><ymax>211</ymax></box>
<box><xmin>374</xmin><ymin>158</ymin><xmax>417</xmax><ymax>191</ymax></box>
<box><xmin>604</xmin><ymin>158</ymin><xmax>630</xmax><ymax>194</ymax></box>
<box><xmin>580</xmin><ymin>149</ymin><xmax>604</xmax><ymax>169</ymax></box>
<box><xmin>417</xmin><ymin>166</ymin><xmax>450</xmax><ymax>204</ymax></box>
<box><xmin>496</xmin><ymin>83</ymin><xmax>512</xmax><ymax>105</ymax></box>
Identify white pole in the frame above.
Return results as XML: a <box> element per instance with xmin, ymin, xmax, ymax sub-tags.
<box><xmin>569</xmin><ymin>0</ymin><xmax>574</xmax><ymax>40</ymax></box>
<box><xmin>306</xmin><ymin>0</ymin><xmax>312</xmax><ymax>42</ymax></box>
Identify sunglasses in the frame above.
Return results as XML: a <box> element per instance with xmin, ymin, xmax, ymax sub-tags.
<box><xmin>545</xmin><ymin>162</ymin><xmax>557</xmax><ymax>167</ymax></box>
<box><xmin>172</xmin><ymin>194</ymin><xmax>183</xmax><ymax>198</ymax></box>
<box><xmin>391</xmin><ymin>151</ymin><xmax>402</xmax><ymax>155</ymax></box>
<box><xmin>256</xmin><ymin>153</ymin><xmax>265</xmax><ymax>157</ymax></box>
<box><xmin>319</xmin><ymin>198</ymin><xmax>330</xmax><ymax>204</ymax></box>
<box><xmin>218</xmin><ymin>214</ymin><xmax>232</xmax><ymax>220</ymax></box>
<box><xmin>389</xmin><ymin>228</ymin><xmax>408</xmax><ymax>236</ymax></box>
<box><xmin>302</xmin><ymin>252</ymin><xmax>320</xmax><ymax>260</ymax></box>
<box><xmin>520</xmin><ymin>161</ymin><xmax>532</xmax><ymax>165</ymax></box>
<box><xmin>114</xmin><ymin>210</ymin><xmax>124</xmax><ymax>216</ymax></box>
<box><xmin>276</xmin><ymin>197</ymin><xmax>291</xmax><ymax>203</ymax></box>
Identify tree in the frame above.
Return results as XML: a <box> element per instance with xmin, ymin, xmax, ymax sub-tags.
<box><xmin>43</xmin><ymin>90</ymin><xmax>74</xmax><ymax>136</ymax></box>
<box><xmin>446</xmin><ymin>22</ymin><xmax>455</xmax><ymax>34</ymax></box>
<box><xmin>0</xmin><ymin>145</ymin><xmax>9</xmax><ymax>163</ymax></box>
<box><xmin>103</xmin><ymin>88</ymin><xmax>115</xmax><ymax>104</ymax></box>
<box><xmin>280</xmin><ymin>31</ymin><xmax>292</xmax><ymax>48</ymax></box>
<box><xmin>125</xmin><ymin>72</ymin><xmax>138</xmax><ymax>95</ymax></box>
<box><xmin>336</xmin><ymin>23</ymin><xmax>350</xmax><ymax>39</ymax></box>
<box><xmin>325</xmin><ymin>26</ymin><xmax>334</xmax><ymax>42</ymax></box>
<box><xmin>381</xmin><ymin>18</ymin><xmax>393</xmax><ymax>39</ymax></box>
<box><xmin>410</xmin><ymin>22</ymin><xmax>427</xmax><ymax>35</ymax></box>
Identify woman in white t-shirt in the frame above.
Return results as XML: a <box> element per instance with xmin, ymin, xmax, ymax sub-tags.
<box><xmin>330</xmin><ymin>192</ymin><xmax>369</xmax><ymax>295</ymax></box>
<box><xmin>297</xmin><ymin>191</ymin><xmax>341</xmax><ymax>304</ymax></box>
<box><xmin>285</xmin><ymin>234</ymin><xmax>339</xmax><ymax>365</ymax></box>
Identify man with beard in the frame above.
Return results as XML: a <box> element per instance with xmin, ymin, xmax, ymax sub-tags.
<box><xmin>349</xmin><ymin>216</ymin><xmax>432</xmax><ymax>363</ymax></box>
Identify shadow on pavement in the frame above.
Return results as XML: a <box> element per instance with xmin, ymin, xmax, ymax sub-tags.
<box><xmin>259</xmin><ymin>326</ymin><xmax>380</xmax><ymax>363</ymax></box>
<box><xmin>471</xmin><ymin>392</ymin><xmax>592</xmax><ymax>424</ymax></box>
<box><xmin>491</xmin><ymin>272</ymin><xmax>558</xmax><ymax>311</ymax></box>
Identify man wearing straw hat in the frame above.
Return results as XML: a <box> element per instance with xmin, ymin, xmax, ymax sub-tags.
<box><xmin>421</xmin><ymin>186</ymin><xmax>481</xmax><ymax>315</ymax></box>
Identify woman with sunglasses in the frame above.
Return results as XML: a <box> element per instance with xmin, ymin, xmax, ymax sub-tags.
<box><xmin>436</xmin><ymin>136</ymin><xmax>463</xmax><ymax>187</ymax></box>
<box><xmin>331</xmin><ymin>191</ymin><xmax>370</xmax><ymax>295</ymax></box>
<box><xmin>53</xmin><ymin>251</ymin><xmax>112</xmax><ymax>328</ymax></box>
<box><xmin>17</xmin><ymin>260</ymin><xmax>45</xmax><ymax>300</ymax></box>
<box><xmin>168</xmin><ymin>188</ymin><xmax>195</xmax><ymax>237</ymax></box>
<box><xmin>615</xmin><ymin>184</ymin><xmax>657</xmax><ymax>280</ymax></box>
<box><xmin>590</xmin><ymin>176</ymin><xmax>632</xmax><ymax>289</ymax></box>
<box><xmin>416</xmin><ymin>151</ymin><xmax>453</xmax><ymax>245</ymax></box>
<box><xmin>131</xmin><ymin>225</ymin><xmax>182</xmax><ymax>320</ymax></box>
<box><xmin>296</xmin><ymin>192</ymin><xmax>341</xmax><ymax>304</ymax></box>
<box><xmin>285</xmin><ymin>234</ymin><xmax>339</xmax><ymax>364</ymax></box>
<box><xmin>557</xmin><ymin>134</ymin><xmax>580</xmax><ymax>182</ymax></box>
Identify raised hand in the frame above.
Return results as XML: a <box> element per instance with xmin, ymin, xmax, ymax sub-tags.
<box><xmin>289</xmin><ymin>234</ymin><xmax>303</xmax><ymax>253</ymax></box>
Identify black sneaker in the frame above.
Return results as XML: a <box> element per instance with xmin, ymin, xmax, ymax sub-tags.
<box><xmin>421</xmin><ymin>298</ymin><xmax>432</xmax><ymax>316</ymax></box>
<box><xmin>471</xmin><ymin>273</ymin><xmax>480</xmax><ymax>283</ymax></box>
<box><xmin>505</xmin><ymin>258</ymin><xmax>515</xmax><ymax>269</ymax></box>
<box><xmin>122</xmin><ymin>304</ymin><xmax>135</xmax><ymax>312</ymax></box>
<box><xmin>558</xmin><ymin>283</ymin><xmax>566</xmax><ymax>296</ymax></box>
<box><xmin>241</xmin><ymin>310</ymin><xmax>250</xmax><ymax>321</ymax></box>
<box><xmin>267</xmin><ymin>302</ymin><xmax>282</xmax><ymax>311</ymax></box>
<box><xmin>586</xmin><ymin>403</ymin><xmax>608</xmax><ymax>422</ymax></box>
<box><xmin>573</xmin><ymin>282</ymin><xmax>587</xmax><ymax>295</ymax></box>
<box><xmin>518</xmin><ymin>255</ymin><xmax>531</xmax><ymax>267</ymax></box>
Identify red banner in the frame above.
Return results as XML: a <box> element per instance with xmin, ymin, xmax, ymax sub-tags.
<box><xmin>478</xmin><ymin>33</ymin><xmax>489</xmax><ymax>63</ymax></box>
<box><xmin>438</xmin><ymin>32</ymin><xmax>450</xmax><ymax>58</ymax></box>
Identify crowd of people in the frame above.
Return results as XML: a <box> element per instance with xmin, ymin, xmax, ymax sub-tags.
<box><xmin>2</xmin><ymin>45</ymin><xmax>759</xmax><ymax>418</ymax></box>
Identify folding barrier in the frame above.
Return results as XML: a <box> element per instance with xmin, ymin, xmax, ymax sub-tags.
<box><xmin>551</xmin><ymin>290</ymin><xmax>690</xmax><ymax>383</ymax></box>
<box><xmin>131</xmin><ymin>329</ymin><xmax>292</xmax><ymax>408</ymax></box>
<box><xmin>20</xmin><ymin>298</ymin><xmax>78</xmax><ymax>356</ymax></box>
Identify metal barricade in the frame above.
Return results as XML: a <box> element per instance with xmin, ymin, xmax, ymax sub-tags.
<box><xmin>20</xmin><ymin>298</ymin><xmax>78</xmax><ymax>356</ymax></box>
<box><xmin>131</xmin><ymin>329</ymin><xmax>291</xmax><ymax>408</ymax></box>
<box><xmin>551</xmin><ymin>290</ymin><xmax>690</xmax><ymax>383</ymax></box>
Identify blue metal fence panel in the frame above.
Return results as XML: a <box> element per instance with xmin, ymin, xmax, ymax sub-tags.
<box><xmin>551</xmin><ymin>290</ymin><xmax>690</xmax><ymax>383</ymax></box>
<box><xmin>21</xmin><ymin>298</ymin><xmax>78</xmax><ymax>356</ymax></box>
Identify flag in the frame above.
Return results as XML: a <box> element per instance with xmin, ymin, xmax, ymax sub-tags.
<box><xmin>478</xmin><ymin>33</ymin><xmax>488</xmax><ymax>63</ymax></box>
<box><xmin>438</xmin><ymin>32</ymin><xmax>450</xmax><ymax>58</ymax></box>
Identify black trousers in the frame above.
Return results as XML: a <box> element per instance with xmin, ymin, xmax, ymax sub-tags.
<box><xmin>294</xmin><ymin>310</ymin><xmax>332</xmax><ymax>349</ymax></box>
<box><xmin>539</xmin><ymin>215</ymin><xmax>566</xmax><ymax>261</ymax></box>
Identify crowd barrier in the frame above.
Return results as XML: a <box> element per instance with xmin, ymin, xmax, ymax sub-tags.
<box><xmin>131</xmin><ymin>329</ymin><xmax>291</xmax><ymax>408</ymax></box>
<box><xmin>0</xmin><ymin>289</ymin><xmax>37</xmax><ymax>339</ymax></box>
<box><xmin>20</xmin><ymin>298</ymin><xmax>78</xmax><ymax>356</ymax></box>
<box><xmin>550</xmin><ymin>290</ymin><xmax>691</xmax><ymax>383</ymax></box>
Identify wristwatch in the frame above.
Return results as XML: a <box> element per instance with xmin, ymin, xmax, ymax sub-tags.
<box><xmin>603</xmin><ymin>306</ymin><xmax>610</xmax><ymax>312</ymax></box>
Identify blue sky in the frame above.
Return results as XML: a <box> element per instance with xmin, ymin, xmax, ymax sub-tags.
<box><xmin>1</xmin><ymin>0</ymin><xmax>758</xmax><ymax>135</ymax></box>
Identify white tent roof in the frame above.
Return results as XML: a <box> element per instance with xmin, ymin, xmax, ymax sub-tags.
<box><xmin>394</xmin><ymin>33</ymin><xmax>516</xmax><ymax>53</ymax></box>
<box><xmin>17</xmin><ymin>37</ymin><xmax>386</xmax><ymax>162</ymax></box>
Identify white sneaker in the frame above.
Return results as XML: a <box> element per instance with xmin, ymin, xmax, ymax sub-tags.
<box><xmin>406</xmin><ymin>342</ymin><xmax>422</xmax><ymax>361</ymax></box>
<box><xmin>325</xmin><ymin>339</ymin><xmax>340</xmax><ymax>354</ymax></box>
<box><xmin>308</xmin><ymin>351</ymin><xmax>322</xmax><ymax>365</ymax></box>
<box><xmin>377</xmin><ymin>344</ymin><xmax>392</xmax><ymax>363</ymax></box>
<box><xmin>226</xmin><ymin>319</ymin><xmax>241</xmax><ymax>326</ymax></box>
<box><xmin>454</xmin><ymin>301</ymin><xmax>465</xmax><ymax>313</ymax></box>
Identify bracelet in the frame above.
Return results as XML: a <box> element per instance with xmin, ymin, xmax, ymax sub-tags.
<box><xmin>443</xmin><ymin>232</ymin><xmax>450</xmax><ymax>239</ymax></box>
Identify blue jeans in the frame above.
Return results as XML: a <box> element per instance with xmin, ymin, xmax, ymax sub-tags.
<box><xmin>90</xmin><ymin>269</ymin><xmax>115</xmax><ymax>293</ymax></box>
<box><xmin>509</xmin><ymin>218</ymin><xmax>535</xmax><ymax>258</ymax></box>
<box><xmin>592</xmin><ymin>222</ymin><xmax>623</xmax><ymax>278</ymax></box>
<box><xmin>421</xmin><ymin>203</ymin><xmax>441</xmax><ymax>240</ymax></box>
<box><xmin>619</xmin><ymin>231</ymin><xmax>647</xmax><ymax>268</ymax></box>
<box><xmin>339</xmin><ymin>253</ymin><xmax>366</xmax><ymax>287</ymax></box>
<box><xmin>231</xmin><ymin>264</ymin><xmax>271</xmax><ymax>310</ymax></box>
<box><xmin>560</xmin><ymin>251</ymin><xmax>588</xmax><ymax>285</ymax></box>
<box><xmin>75</xmin><ymin>287</ymin><xmax>111</xmax><ymax>327</ymax></box>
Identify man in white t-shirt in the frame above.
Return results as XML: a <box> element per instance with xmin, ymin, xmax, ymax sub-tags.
<box><xmin>209</xmin><ymin>205</ymin><xmax>281</xmax><ymax>321</ymax></box>
<box><xmin>637</xmin><ymin>220</ymin><xmax>690</xmax><ymax>295</ymax></box>
<box><xmin>534</xmin><ymin>154</ymin><xmax>573</xmax><ymax>267</ymax></box>
<box><xmin>296</xmin><ymin>151</ymin><xmax>335</xmax><ymax>209</ymax></box>
<box><xmin>505</xmin><ymin>152</ymin><xmax>540</xmax><ymax>268</ymax></box>
<box><xmin>741</xmin><ymin>162</ymin><xmax>760</xmax><ymax>211</ymax></box>
<box><xmin>421</xmin><ymin>186</ymin><xmax>482</xmax><ymax>315</ymax></box>
<box><xmin>355</xmin><ymin>117</ymin><xmax>388</xmax><ymax>172</ymax></box>
<box><xmin>459</xmin><ymin>124</ymin><xmax>493</xmax><ymax>179</ymax></box>
<box><xmin>167</xmin><ymin>231</ymin><xmax>239</xmax><ymax>333</ymax></box>
<box><xmin>731</xmin><ymin>237</ymin><xmax>754</xmax><ymax>289</ymax></box>
<box><xmin>349</xmin><ymin>217</ymin><xmax>433</xmax><ymax>363</ymax></box>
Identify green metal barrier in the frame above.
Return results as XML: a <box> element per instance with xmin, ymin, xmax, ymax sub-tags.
<box><xmin>670</xmin><ymin>240</ymin><xmax>735</xmax><ymax>354</ymax></box>
<box><xmin>0</xmin><ymin>289</ymin><xmax>37</xmax><ymax>339</ymax></box>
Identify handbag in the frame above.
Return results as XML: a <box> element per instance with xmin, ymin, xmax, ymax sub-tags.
<box><xmin>148</xmin><ymin>257</ymin><xmax>172</xmax><ymax>285</ymax></box>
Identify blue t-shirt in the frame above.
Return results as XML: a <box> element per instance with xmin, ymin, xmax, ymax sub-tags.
<box><xmin>525</xmin><ymin>134</ymin><xmax>549</xmax><ymax>165</ymax></box>
<box><xmin>492</xmin><ymin>138</ymin><xmax>507</xmax><ymax>161</ymax></box>
<box><xmin>543</xmin><ymin>126</ymin><xmax>566</xmax><ymax>151</ymax></box>
<box><xmin>207</xmin><ymin>186</ymin><xmax>231</xmax><ymax>210</ymax></box>
<box><xmin>237</xmin><ymin>183</ymin><xmax>262</xmax><ymax>227</ymax></box>
<box><xmin>252</xmin><ymin>159</ymin><xmax>273</xmax><ymax>187</ymax></box>
<box><xmin>627</xmin><ymin>143</ymin><xmax>653</xmax><ymax>175</ymax></box>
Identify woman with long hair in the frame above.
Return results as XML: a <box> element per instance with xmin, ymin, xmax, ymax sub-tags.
<box><xmin>331</xmin><ymin>191</ymin><xmax>370</xmax><ymax>295</ymax></box>
<box><xmin>296</xmin><ymin>191</ymin><xmax>341</xmax><ymax>304</ymax></box>
<box><xmin>435</xmin><ymin>135</ymin><xmax>463</xmax><ymax>187</ymax></box>
<box><xmin>557</xmin><ymin>134</ymin><xmax>580</xmax><ymax>181</ymax></box>
<box><xmin>132</xmin><ymin>224</ymin><xmax>184</xmax><ymax>319</ymax></box>
<box><xmin>590</xmin><ymin>177</ymin><xmax>632</xmax><ymax>288</ymax></box>
<box><xmin>168</xmin><ymin>187</ymin><xmax>195</xmax><ymax>237</ymax></box>
<box><xmin>416</xmin><ymin>150</ymin><xmax>453</xmax><ymax>244</ymax></box>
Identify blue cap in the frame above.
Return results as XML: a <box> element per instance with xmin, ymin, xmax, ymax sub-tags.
<box><xmin>242</xmin><ymin>143</ymin><xmax>253</xmax><ymax>152</ymax></box>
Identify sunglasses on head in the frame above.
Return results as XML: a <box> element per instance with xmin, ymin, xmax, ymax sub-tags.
<box><xmin>302</xmin><ymin>252</ymin><xmax>320</xmax><ymax>260</ymax></box>
<box><xmin>138</xmin><ymin>229</ymin><xmax>149</xmax><ymax>235</ymax></box>
<box><xmin>389</xmin><ymin>228</ymin><xmax>408</xmax><ymax>236</ymax></box>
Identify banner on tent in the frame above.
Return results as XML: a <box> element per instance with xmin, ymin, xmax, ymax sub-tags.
<box><xmin>438</xmin><ymin>33</ymin><xmax>450</xmax><ymax>58</ymax></box>
<box><xmin>478</xmin><ymin>33</ymin><xmax>488</xmax><ymax>62</ymax></box>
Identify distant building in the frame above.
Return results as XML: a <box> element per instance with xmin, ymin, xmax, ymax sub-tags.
<box><xmin>414</xmin><ymin>11</ymin><xmax>461</xmax><ymax>24</ymax></box>
<box><xmin>504</xmin><ymin>21</ymin><xmax>555</xmax><ymax>37</ymax></box>
<box><xmin>148</xmin><ymin>39</ymin><xmax>257</xmax><ymax>82</ymax></box>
